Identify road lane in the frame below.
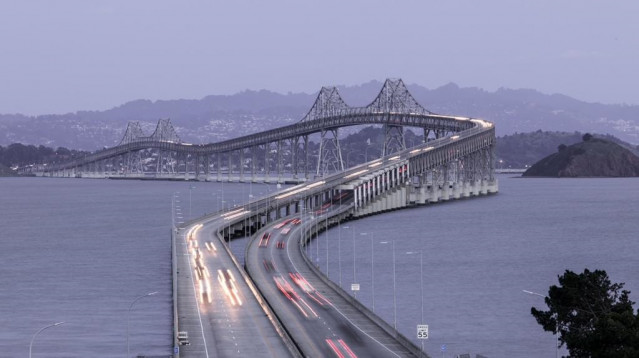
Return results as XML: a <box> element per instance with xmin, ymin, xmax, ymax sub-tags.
<box><xmin>247</xmin><ymin>209</ymin><xmax>416</xmax><ymax>358</ymax></box>
<box><xmin>176</xmin><ymin>218</ymin><xmax>293</xmax><ymax>358</ymax></box>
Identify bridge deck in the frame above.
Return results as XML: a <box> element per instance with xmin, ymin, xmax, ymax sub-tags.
<box><xmin>174</xmin><ymin>220</ymin><xmax>294</xmax><ymax>358</ymax></box>
<box><xmin>245</xmin><ymin>208</ymin><xmax>421</xmax><ymax>358</ymax></box>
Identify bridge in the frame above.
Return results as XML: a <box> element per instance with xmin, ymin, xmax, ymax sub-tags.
<box><xmin>173</xmin><ymin>122</ymin><xmax>497</xmax><ymax>357</ymax></box>
<box><xmin>37</xmin><ymin>78</ymin><xmax>498</xmax><ymax>356</ymax></box>
<box><xmin>32</xmin><ymin>79</ymin><xmax>492</xmax><ymax>185</ymax></box>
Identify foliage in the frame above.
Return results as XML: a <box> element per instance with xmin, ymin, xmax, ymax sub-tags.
<box><xmin>496</xmin><ymin>130</ymin><xmax>584</xmax><ymax>168</ymax></box>
<box><xmin>0</xmin><ymin>143</ymin><xmax>87</xmax><ymax>168</ymax></box>
<box><xmin>497</xmin><ymin>130</ymin><xmax>639</xmax><ymax>168</ymax></box>
<box><xmin>530</xmin><ymin>269</ymin><xmax>639</xmax><ymax>357</ymax></box>
<box><xmin>558</xmin><ymin>144</ymin><xmax>567</xmax><ymax>152</ymax></box>
<box><xmin>583</xmin><ymin>133</ymin><xmax>593</xmax><ymax>142</ymax></box>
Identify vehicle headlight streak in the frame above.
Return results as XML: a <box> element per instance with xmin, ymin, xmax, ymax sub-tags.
<box><xmin>223</xmin><ymin>210</ymin><xmax>251</xmax><ymax>221</ymax></box>
<box><xmin>221</xmin><ymin>208</ymin><xmax>245</xmax><ymax>218</ymax></box>
<box><xmin>274</xmin><ymin>181</ymin><xmax>325</xmax><ymax>200</ymax></box>
<box><xmin>186</xmin><ymin>224</ymin><xmax>203</xmax><ymax>240</ymax></box>
<box><xmin>218</xmin><ymin>269</ymin><xmax>242</xmax><ymax>306</ymax></box>
<box><xmin>344</xmin><ymin>169</ymin><xmax>368</xmax><ymax>179</ymax></box>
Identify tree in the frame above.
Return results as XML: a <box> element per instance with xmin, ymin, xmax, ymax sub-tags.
<box><xmin>558</xmin><ymin>144</ymin><xmax>567</xmax><ymax>152</ymax></box>
<box><xmin>530</xmin><ymin>269</ymin><xmax>639</xmax><ymax>357</ymax></box>
<box><xmin>583</xmin><ymin>133</ymin><xmax>593</xmax><ymax>142</ymax></box>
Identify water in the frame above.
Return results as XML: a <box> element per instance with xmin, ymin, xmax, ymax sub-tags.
<box><xmin>1</xmin><ymin>176</ymin><xmax>637</xmax><ymax>357</ymax></box>
<box><xmin>313</xmin><ymin>176</ymin><xmax>639</xmax><ymax>357</ymax></box>
<box><xmin>0</xmin><ymin>178</ymin><xmax>266</xmax><ymax>358</ymax></box>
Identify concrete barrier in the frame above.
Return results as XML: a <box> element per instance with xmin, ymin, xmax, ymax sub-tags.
<box><xmin>171</xmin><ymin>228</ymin><xmax>179</xmax><ymax>358</ymax></box>
<box><xmin>297</xmin><ymin>211</ymin><xmax>425</xmax><ymax>358</ymax></box>
<box><xmin>215</xmin><ymin>231</ymin><xmax>303</xmax><ymax>358</ymax></box>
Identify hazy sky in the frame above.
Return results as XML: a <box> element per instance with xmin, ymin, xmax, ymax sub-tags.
<box><xmin>1</xmin><ymin>1</ymin><xmax>637</xmax><ymax>115</ymax></box>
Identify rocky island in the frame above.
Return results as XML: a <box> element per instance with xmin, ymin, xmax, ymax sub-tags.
<box><xmin>523</xmin><ymin>134</ymin><xmax>639</xmax><ymax>177</ymax></box>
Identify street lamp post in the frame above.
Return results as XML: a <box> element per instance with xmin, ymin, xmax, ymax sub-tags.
<box><xmin>378</xmin><ymin>240</ymin><xmax>397</xmax><ymax>328</ymax></box>
<box><xmin>420</xmin><ymin>250</ymin><xmax>424</xmax><ymax>355</ymax></box>
<box><xmin>392</xmin><ymin>240</ymin><xmax>396</xmax><ymax>330</ymax></box>
<box><xmin>405</xmin><ymin>250</ymin><xmax>424</xmax><ymax>355</ymax></box>
<box><xmin>352</xmin><ymin>229</ymin><xmax>357</xmax><ymax>298</ymax></box>
<box><xmin>360</xmin><ymin>232</ymin><xmax>375</xmax><ymax>311</ymax></box>
<box><xmin>523</xmin><ymin>289</ymin><xmax>559</xmax><ymax>358</ymax></box>
<box><xmin>325</xmin><ymin>210</ymin><xmax>329</xmax><ymax>279</ymax></box>
<box><xmin>127</xmin><ymin>291</ymin><xmax>158</xmax><ymax>357</ymax></box>
<box><xmin>30</xmin><ymin>322</ymin><xmax>65</xmax><ymax>358</ymax></box>
<box><xmin>188</xmin><ymin>185</ymin><xmax>195</xmax><ymax>219</ymax></box>
<box><xmin>339</xmin><ymin>226</ymin><xmax>350</xmax><ymax>288</ymax></box>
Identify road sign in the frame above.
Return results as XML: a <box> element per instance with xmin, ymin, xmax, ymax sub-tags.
<box><xmin>351</xmin><ymin>283</ymin><xmax>360</xmax><ymax>291</ymax></box>
<box><xmin>441</xmin><ymin>344</ymin><xmax>446</xmax><ymax>351</ymax></box>
<box><xmin>417</xmin><ymin>324</ymin><xmax>429</xmax><ymax>339</ymax></box>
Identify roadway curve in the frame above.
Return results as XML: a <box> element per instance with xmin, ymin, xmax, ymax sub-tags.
<box><xmin>245</xmin><ymin>209</ymin><xmax>418</xmax><ymax>358</ymax></box>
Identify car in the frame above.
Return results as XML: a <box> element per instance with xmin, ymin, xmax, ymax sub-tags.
<box><xmin>258</xmin><ymin>232</ymin><xmax>271</xmax><ymax>247</ymax></box>
<box><xmin>263</xmin><ymin>259</ymin><xmax>276</xmax><ymax>272</ymax></box>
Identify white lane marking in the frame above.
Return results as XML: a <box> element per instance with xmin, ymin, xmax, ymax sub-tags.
<box><xmin>286</xmin><ymin>222</ymin><xmax>401</xmax><ymax>358</ymax></box>
<box><xmin>184</xmin><ymin>226</ymin><xmax>210</xmax><ymax>358</ymax></box>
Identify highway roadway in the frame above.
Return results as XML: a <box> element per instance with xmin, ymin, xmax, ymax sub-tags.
<box><xmin>176</xmin><ymin>216</ymin><xmax>294</xmax><ymax>358</ymax></box>
<box><xmin>246</xmin><ymin>204</ymin><xmax>418</xmax><ymax>358</ymax></box>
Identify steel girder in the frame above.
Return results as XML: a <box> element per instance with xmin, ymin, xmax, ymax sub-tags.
<box><xmin>45</xmin><ymin>112</ymin><xmax>475</xmax><ymax>173</ymax></box>
<box><xmin>43</xmin><ymin>79</ymin><xmax>484</xmax><ymax>175</ymax></box>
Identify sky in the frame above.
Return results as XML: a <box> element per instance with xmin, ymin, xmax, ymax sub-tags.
<box><xmin>1</xmin><ymin>0</ymin><xmax>637</xmax><ymax>115</ymax></box>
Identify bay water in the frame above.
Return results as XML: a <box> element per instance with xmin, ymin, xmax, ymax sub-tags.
<box><xmin>1</xmin><ymin>175</ymin><xmax>637</xmax><ymax>357</ymax></box>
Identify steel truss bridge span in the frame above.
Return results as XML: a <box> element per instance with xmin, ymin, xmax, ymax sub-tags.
<box><xmin>36</xmin><ymin>79</ymin><xmax>483</xmax><ymax>180</ymax></box>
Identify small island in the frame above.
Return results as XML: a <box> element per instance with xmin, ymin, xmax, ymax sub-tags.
<box><xmin>523</xmin><ymin>133</ymin><xmax>639</xmax><ymax>177</ymax></box>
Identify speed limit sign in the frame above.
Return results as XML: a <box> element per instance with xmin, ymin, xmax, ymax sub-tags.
<box><xmin>417</xmin><ymin>324</ymin><xmax>428</xmax><ymax>339</ymax></box>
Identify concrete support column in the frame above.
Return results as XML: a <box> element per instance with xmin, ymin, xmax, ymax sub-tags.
<box><xmin>239</xmin><ymin>150</ymin><xmax>244</xmax><ymax>182</ymax></box>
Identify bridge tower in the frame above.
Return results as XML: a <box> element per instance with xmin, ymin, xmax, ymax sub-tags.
<box><xmin>367</xmin><ymin>79</ymin><xmax>432</xmax><ymax>154</ymax></box>
<box><xmin>316</xmin><ymin>128</ymin><xmax>344</xmax><ymax>177</ymax></box>
<box><xmin>301</xmin><ymin>86</ymin><xmax>348</xmax><ymax>177</ymax></box>
<box><xmin>119</xmin><ymin>121</ymin><xmax>145</xmax><ymax>145</ymax></box>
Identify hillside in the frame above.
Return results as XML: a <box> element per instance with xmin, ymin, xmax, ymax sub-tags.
<box><xmin>1</xmin><ymin>81</ymin><xmax>639</xmax><ymax>150</ymax></box>
<box><xmin>523</xmin><ymin>137</ymin><xmax>639</xmax><ymax>177</ymax></box>
<box><xmin>496</xmin><ymin>131</ymin><xmax>639</xmax><ymax>168</ymax></box>
<box><xmin>0</xmin><ymin>163</ymin><xmax>17</xmax><ymax>177</ymax></box>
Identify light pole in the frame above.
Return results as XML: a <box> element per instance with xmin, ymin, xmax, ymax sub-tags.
<box><xmin>127</xmin><ymin>291</ymin><xmax>158</xmax><ymax>357</ymax></box>
<box><xmin>340</xmin><ymin>226</ymin><xmax>349</xmax><ymax>287</ymax></box>
<box><xmin>405</xmin><ymin>250</ymin><xmax>424</xmax><ymax>355</ymax></box>
<box><xmin>392</xmin><ymin>240</ymin><xmax>396</xmax><ymax>330</ymax></box>
<box><xmin>325</xmin><ymin>224</ymin><xmax>329</xmax><ymax>279</ymax></box>
<box><xmin>365</xmin><ymin>144</ymin><xmax>370</xmax><ymax>162</ymax></box>
<box><xmin>378</xmin><ymin>240</ymin><xmax>396</xmax><ymax>328</ymax></box>
<box><xmin>360</xmin><ymin>232</ymin><xmax>375</xmax><ymax>311</ymax></box>
<box><xmin>523</xmin><ymin>289</ymin><xmax>559</xmax><ymax>358</ymax></box>
<box><xmin>30</xmin><ymin>322</ymin><xmax>65</xmax><ymax>358</ymax></box>
<box><xmin>352</xmin><ymin>228</ymin><xmax>357</xmax><ymax>298</ymax></box>
<box><xmin>188</xmin><ymin>184</ymin><xmax>196</xmax><ymax>219</ymax></box>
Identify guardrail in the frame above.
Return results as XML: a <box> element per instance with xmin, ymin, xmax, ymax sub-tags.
<box><xmin>213</xmin><ymin>229</ymin><xmax>303</xmax><ymax>358</ymax></box>
<box><xmin>297</xmin><ymin>205</ymin><xmax>425</xmax><ymax>357</ymax></box>
<box><xmin>171</xmin><ymin>227</ymin><xmax>180</xmax><ymax>357</ymax></box>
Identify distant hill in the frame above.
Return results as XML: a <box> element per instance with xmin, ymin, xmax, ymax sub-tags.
<box><xmin>495</xmin><ymin>131</ymin><xmax>639</xmax><ymax>168</ymax></box>
<box><xmin>523</xmin><ymin>136</ymin><xmax>639</xmax><ymax>177</ymax></box>
<box><xmin>0</xmin><ymin>143</ymin><xmax>87</xmax><ymax>169</ymax></box>
<box><xmin>0</xmin><ymin>163</ymin><xmax>17</xmax><ymax>177</ymax></box>
<box><xmin>1</xmin><ymin>80</ymin><xmax>639</xmax><ymax>150</ymax></box>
